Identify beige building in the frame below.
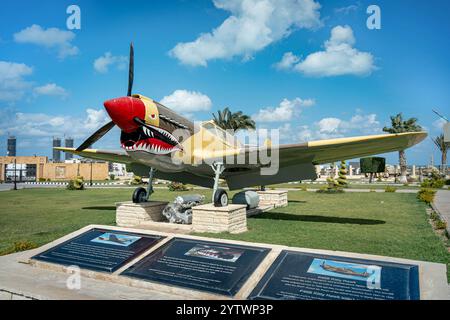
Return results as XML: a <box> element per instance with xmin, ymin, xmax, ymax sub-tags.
<box><xmin>0</xmin><ymin>156</ymin><xmax>109</xmax><ymax>182</ymax></box>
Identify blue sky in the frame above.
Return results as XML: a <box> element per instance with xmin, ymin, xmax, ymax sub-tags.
<box><xmin>0</xmin><ymin>0</ymin><xmax>449</xmax><ymax>165</ymax></box>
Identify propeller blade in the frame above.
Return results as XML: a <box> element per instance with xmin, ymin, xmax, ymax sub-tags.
<box><xmin>127</xmin><ymin>42</ymin><xmax>134</xmax><ymax>97</ymax></box>
<box><xmin>76</xmin><ymin>121</ymin><xmax>115</xmax><ymax>151</ymax></box>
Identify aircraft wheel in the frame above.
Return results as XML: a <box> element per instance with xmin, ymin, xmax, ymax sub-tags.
<box><xmin>132</xmin><ymin>187</ymin><xmax>147</xmax><ymax>203</ymax></box>
<box><xmin>213</xmin><ymin>188</ymin><xmax>228</xmax><ymax>207</ymax></box>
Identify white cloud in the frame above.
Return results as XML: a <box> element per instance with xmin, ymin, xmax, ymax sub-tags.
<box><xmin>253</xmin><ymin>97</ymin><xmax>315</xmax><ymax>122</ymax></box>
<box><xmin>334</xmin><ymin>3</ymin><xmax>360</xmax><ymax>14</ymax></box>
<box><xmin>276</xmin><ymin>25</ymin><xmax>376</xmax><ymax>77</ymax></box>
<box><xmin>160</xmin><ymin>90</ymin><xmax>212</xmax><ymax>113</ymax></box>
<box><xmin>433</xmin><ymin>118</ymin><xmax>447</xmax><ymax>131</ymax></box>
<box><xmin>14</xmin><ymin>24</ymin><xmax>79</xmax><ymax>59</ymax></box>
<box><xmin>93</xmin><ymin>52</ymin><xmax>128</xmax><ymax>73</ymax></box>
<box><xmin>257</xmin><ymin>111</ymin><xmax>381</xmax><ymax>144</ymax></box>
<box><xmin>317</xmin><ymin>117</ymin><xmax>342</xmax><ymax>134</ymax></box>
<box><xmin>274</xmin><ymin>52</ymin><xmax>300</xmax><ymax>70</ymax></box>
<box><xmin>83</xmin><ymin>108</ymin><xmax>110</xmax><ymax>131</ymax></box>
<box><xmin>170</xmin><ymin>0</ymin><xmax>321</xmax><ymax>66</ymax></box>
<box><xmin>33</xmin><ymin>83</ymin><xmax>68</xmax><ymax>98</ymax></box>
<box><xmin>0</xmin><ymin>61</ymin><xmax>33</xmax><ymax>102</ymax></box>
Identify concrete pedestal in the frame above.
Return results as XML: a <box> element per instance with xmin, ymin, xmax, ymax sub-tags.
<box><xmin>116</xmin><ymin>201</ymin><xmax>168</xmax><ymax>227</ymax></box>
<box><xmin>192</xmin><ymin>203</ymin><xmax>247</xmax><ymax>234</ymax></box>
<box><xmin>257</xmin><ymin>190</ymin><xmax>288</xmax><ymax>208</ymax></box>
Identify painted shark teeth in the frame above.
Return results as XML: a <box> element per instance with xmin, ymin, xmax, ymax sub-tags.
<box><xmin>122</xmin><ymin>141</ymin><xmax>181</xmax><ymax>155</ymax></box>
<box><xmin>142</xmin><ymin>124</ymin><xmax>179</xmax><ymax>145</ymax></box>
<box><xmin>142</xmin><ymin>126</ymin><xmax>154</xmax><ymax>137</ymax></box>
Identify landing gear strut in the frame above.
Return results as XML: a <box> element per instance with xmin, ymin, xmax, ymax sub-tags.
<box><xmin>132</xmin><ymin>167</ymin><xmax>156</xmax><ymax>203</ymax></box>
<box><xmin>211</xmin><ymin>162</ymin><xmax>228</xmax><ymax>207</ymax></box>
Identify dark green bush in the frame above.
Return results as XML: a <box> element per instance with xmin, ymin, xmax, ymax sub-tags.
<box><xmin>360</xmin><ymin>157</ymin><xmax>386</xmax><ymax>173</ymax></box>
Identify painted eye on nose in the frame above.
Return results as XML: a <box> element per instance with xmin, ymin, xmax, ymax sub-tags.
<box><xmin>151</xmin><ymin>114</ymin><xmax>156</xmax><ymax>119</ymax></box>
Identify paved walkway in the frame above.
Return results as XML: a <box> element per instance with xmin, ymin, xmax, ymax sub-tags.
<box><xmin>432</xmin><ymin>190</ymin><xmax>450</xmax><ymax>235</ymax></box>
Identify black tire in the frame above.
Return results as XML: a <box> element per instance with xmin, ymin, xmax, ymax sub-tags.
<box><xmin>132</xmin><ymin>187</ymin><xmax>147</xmax><ymax>203</ymax></box>
<box><xmin>213</xmin><ymin>188</ymin><xmax>228</xmax><ymax>207</ymax></box>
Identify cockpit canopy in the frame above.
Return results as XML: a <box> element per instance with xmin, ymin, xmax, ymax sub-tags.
<box><xmin>201</xmin><ymin>120</ymin><xmax>242</xmax><ymax>148</ymax></box>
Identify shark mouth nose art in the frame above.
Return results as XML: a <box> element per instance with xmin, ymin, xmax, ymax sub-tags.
<box><xmin>120</xmin><ymin>119</ymin><xmax>182</xmax><ymax>155</ymax></box>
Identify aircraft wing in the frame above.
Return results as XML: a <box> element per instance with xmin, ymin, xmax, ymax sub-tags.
<box><xmin>276</xmin><ymin>131</ymin><xmax>427</xmax><ymax>165</ymax></box>
<box><xmin>222</xmin><ymin>132</ymin><xmax>427</xmax><ymax>189</ymax></box>
<box><xmin>54</xmin><ymin>147</ymin><xmax>134</xmax><ymax>164</ymax></box>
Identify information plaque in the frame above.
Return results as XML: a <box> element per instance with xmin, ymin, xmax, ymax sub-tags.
<box><xmin>122</xmin><ymin>238</ymin><xmax>270</xmax><ymax>296</ymax></box>
<box><xmin>249</xmin><ymin>250</ymin><xmax>420</xmax><ymax>300</ymax></box>
<box><xmin>32</xmin><ymin>228</ymin><xmax>164</xmax><ymax>273</ymax></box>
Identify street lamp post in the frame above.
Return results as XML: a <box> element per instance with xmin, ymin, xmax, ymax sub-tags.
<box><xmin>13</xmin><ymin>158</ymin><xmax>17</xmax><ymax>191</ymax></box>
<box><xmin>90</xmin><ymin>161</ymin><xmax>93</xmax><ymax>186</ymax></box>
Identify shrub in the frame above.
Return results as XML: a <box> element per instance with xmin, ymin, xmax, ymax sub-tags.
<box><xmin>316</xmin><ymin>186</ymin><xmax>344</xmax><ymax>194</ymax></box>
<box><xmin>435</xmin><ymin>220</ymin><xmax>447</xmax><ymax>230</ymax></box>
<box><xmin>168</xmin><ymin>182</ymin><xmax>189</xmax><ymax>191</ymax></box>
<box><xmin>421</xmin><ymin>178</ymin><xmax>445</xmax><ymax>189</ymax></box>
<box><xmin>384</xmin><ymin>186</ymin><xmax>397</xmax><ymax>193</ymax></box>
<box><xmin>38</xmin><ymin>177</ymin><xmax>46</xmax><ymax>182</ymax></box>
<box><xmin>417</xmin><ymin>188</ymin><xmax>436</xmax><ymax>204</ymax></box>
<box><xmin>2</xmin><ymin>241</ymin><xmax>38</xmax><ymax>255</ymax></box>
<box><xmin>336</xmin><ymin>160</ymin><xmax>348</xmax><ymax>187</ymax></box>
<box><xmin>130</xmin><ymin>175</ymin><xmax>143</xmax><ymax>185</ymax></box>
<box><xmin>430</xmin><ymin>211</ymin><xmax>440</xmax><ymax>221</ymax></box>
<box><xmin>109</xmin><ymin>173</ymin><xmax>115</xmax><ymax>180</ymax></box>
<box><xmin>445</xmin><ymin>179</ymin><xmax>450</xmax><ymax>186</ymax></box>
<box><xmin>66</xmin><ymin>176</ymin><xmax>84</xmax><ymax>190</ymax></box>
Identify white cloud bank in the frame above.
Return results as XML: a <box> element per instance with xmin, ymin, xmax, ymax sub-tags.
<box><xmin>0</xmin><ymin>108</ymin><xmax>110</xmax><ymax>139</ymax></box>
<box><xmin>253</xmin><ymin>97</ymin><xmax>315</xmax><ymax>122</ymax></box>
<box><xmin>14</xmin><ymin>24</ymin><xmax>79</xmax><ymax>59</ymax></box>
<box><xmin>160</xmin><ymin>90</ymin><xmax>212</xmax><ymax>113</ymax></box>
<box><xmin>298</xmin><ymin>112</ymin><xmax>381</xmax><ymax>142</ymax></box>
<box><xmin>275</xmin><ymin>25</ymin><xmax>376</xmax><ymax>77</ymax></box>
<box><xmin>94</xmin><ymin>52</ymin><xmax>128</xmax><ymax>73</ymax></box>
<box><xmin>170</xmin><ymin>0</ymin><xmax>321</xmax><ymax>66</ymax></box>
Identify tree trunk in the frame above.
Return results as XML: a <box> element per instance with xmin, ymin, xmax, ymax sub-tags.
<box><xmin>442</xmin><ymin>151</ymin><xmax>447</xmax><ymax>175</ymax></box>
<box><xmin>399</xmin><ymin>150</ymin><xmax>408</xmax><ymax>184</ymax></box>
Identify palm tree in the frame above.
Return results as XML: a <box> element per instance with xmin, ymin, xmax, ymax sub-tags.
<box><xmin>433</xmin><ymin>134</ymin><xmax>449</xmax><ymax>174</ymax></box>
<box><xmin>212</xmin><ymin>107</ymin><xmax>256</xmax><ymax>132</ymax></box>
<box><xmin>383</xmin><ymin>113</ymin><xmax>422</xmax><ymax>183</ymax></box>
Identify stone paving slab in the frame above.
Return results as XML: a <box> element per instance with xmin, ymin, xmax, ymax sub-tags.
<box><xmin>432</xmin><ymin>190</ymin><xmax>450</xmax><ymax>235</ymax></box>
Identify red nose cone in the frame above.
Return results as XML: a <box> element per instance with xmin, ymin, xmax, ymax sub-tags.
<box><xmin>104</xmin><ymin>97</ymin><xmax>146</xmax><ymax>133</ymax></box>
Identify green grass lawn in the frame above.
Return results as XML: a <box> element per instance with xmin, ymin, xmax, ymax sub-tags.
<box><xmin>269</xmin><ymin>183</ymin><xmax>422</xmax><ymax>190</ymax></box>
<box><xmin>0</xmin><ymin>188</ymin><xmax>448</xmax><ymax>281</ymax></box>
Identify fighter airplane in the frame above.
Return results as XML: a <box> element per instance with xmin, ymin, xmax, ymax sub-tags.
<box><xmin>56</xmin><ymin>44</ymin><xmax>427</xmax><ymax>207</ymax></box>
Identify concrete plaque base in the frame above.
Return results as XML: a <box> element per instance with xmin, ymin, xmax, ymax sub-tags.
<box><xmin>0</xmin><ymin>225</ymin><xmax>448</xmax><ymax>300</ymax></box>
<box><xmin>116</xmin><ymin>201</ymin><xmax>168</xmax><ymax>227</ymax></box>
<box><xmin>257</xmin><ymin>190</ymin><xmax>288</xmax><ymax>208</ymax></box>
<box><xmin>192</xmin><ymin>204</ymin><xmax>247</xmax><ymax>234</ymax></box>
